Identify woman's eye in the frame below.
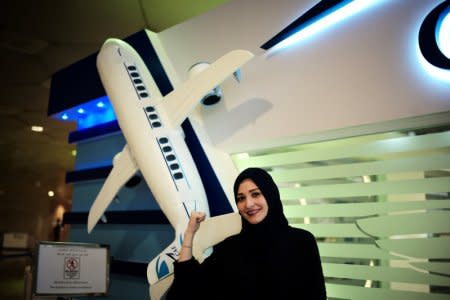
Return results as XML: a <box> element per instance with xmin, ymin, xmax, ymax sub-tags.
<box><xmin>237</xmin><ymin>196</ymin><xmax>245</xmax><ymax>202</ymax></box>
<box><xmin>251</xmin><ymin>192</ymin><xmax>260</xmax><ymax>198</ymax></box>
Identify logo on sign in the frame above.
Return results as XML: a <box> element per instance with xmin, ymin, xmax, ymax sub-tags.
<box><xmin>419</xmin><ymin>1</ymin><xmax>450</xmax><ymax>70</ymax></box>
<box><xmin>64</xmin><ymin>257</ymin><xmax>80</xmax><ymax>279</ymax></box>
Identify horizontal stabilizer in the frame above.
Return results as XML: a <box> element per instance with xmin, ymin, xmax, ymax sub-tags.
<box><xmin>87</xmin><ymin>145</ymin><xmax>138</xmax><ymax>233</ymax></box>
<box><xmin>193</xmin><ymin>212</ymin><xmax>242</xmax><ymax>262</ymax></box>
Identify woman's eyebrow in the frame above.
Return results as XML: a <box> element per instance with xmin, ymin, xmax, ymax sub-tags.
<box><xmin>249</xmin><ymin>188</ymin><xmax>260</xmax><ymax>192</ymax></box>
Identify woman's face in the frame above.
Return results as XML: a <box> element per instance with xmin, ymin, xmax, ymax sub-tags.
<box><xmin>236</xmin><ymin>179</ymin><xmax>268</xmax><ymax>224</ymax></box>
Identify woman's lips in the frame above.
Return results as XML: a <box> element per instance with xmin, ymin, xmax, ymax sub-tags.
<box><xmin>246</xmin><ymin>209</ymin><xmax>260</xmax><ymax>216</ymax></box>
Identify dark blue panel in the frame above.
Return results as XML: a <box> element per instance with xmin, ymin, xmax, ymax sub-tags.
<box><xmin>66</xmin><ymin>166</ymin><xmax>113</xmax><ymax>183</ymax></box>
<box><xmin>48</xmin><ymin>52</ymin><xmax>105</xmax><ymax>115</ymax></box>
<box><xmin>260</xmin><ymin>0</ymin><xmax>351</xmax><ymax>50</ymax></box>
<box><xmin>110</xmin><ymin>259</ymin><xmax>148</xmax><ymax>277</ymax></box>
<box><xmin>181</xmin><ymin>120</ymin><xmax>234</xmax><ymax>216</ymax></box>
<box><xmin>125</xmin><ymin>31</ymin><xmax>174</xmax><ymax>97</ymax></box>
<box><xmin>48</xmin><ymin>29</ymin><xmax>170</xmax><ymax>115</ymax></box>
<box><xmin>63</xmin><ymin>210</ymin><xmax>169</xmax><ymax>225</ymax></box>
<box><xmin>68</xmin><ymin>120</ymin><xmax>121</xmax><ymax>144</ymax></box>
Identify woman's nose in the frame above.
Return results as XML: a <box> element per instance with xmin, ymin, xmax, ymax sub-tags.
<box><xmin>245</xmin><ymin>197</ymin><xmax>254</xmax><ymax>208</ymax></box>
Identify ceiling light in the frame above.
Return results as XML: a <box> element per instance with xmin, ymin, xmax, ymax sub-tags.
<box><xmin>31</xmin><ymin>126</ymin><xmax>44</xmax><ymax>132</ymax></box>
<box><xmin>71</xmin><ymin>150</ymin><xmax>77</xmax><ymax>156</ymax></box>
<box><xmin>48</xmin><ymin>190</ymin><xmax>55</xmax><ymax>197</ymax></box>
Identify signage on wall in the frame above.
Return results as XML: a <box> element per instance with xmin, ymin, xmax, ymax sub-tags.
<box><xmin>419</xmin><ymin>0</ymin><xmax>450</xmax><ymax>70</ymax></box>
<box><xmin>33</xmin><ymin>242</ymin><xmax>110</xmax><ymax>297</ymax></box>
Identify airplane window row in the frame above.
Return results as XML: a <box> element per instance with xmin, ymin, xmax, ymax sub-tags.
<box><xmin>126</xmin><ymin>65</ymin><xmax>149</xmax><ymax>99</ymax></box>
<box><xmin>158</xmin><ymin>136</ymin><xmax>183</xmax><ymax>180</ymax></box>
<box><xmin>145</xmin><ymin>106</ymin><xmax>163</xmax><ymax>128</ymax></box>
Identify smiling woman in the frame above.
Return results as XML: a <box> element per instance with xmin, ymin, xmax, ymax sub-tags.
<box><xmin>167</xmin><ymin>167</ymin><xmax>326</xmax><ymax>300</ymax></box>
<box><xmin>236</xmin><ymin>179</ymin><xmax>269</xmax><ymax>224</ymax></box>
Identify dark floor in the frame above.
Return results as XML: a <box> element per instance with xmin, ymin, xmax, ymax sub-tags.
<box><xmin>0</xmin><ymin>256</ymin><xmax>30</xmax><ymax>300</ymax></box>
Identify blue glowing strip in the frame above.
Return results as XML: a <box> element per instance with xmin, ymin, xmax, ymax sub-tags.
<box><xmin>54</xmin><ymin>95</ymin><xmax>117</xmax><ymax>129</ymax></box>
<box><xmin>261</xmin><ymin>0</ymin><xmax>350</xmax><ymax>50</ymax></box>
<box><xmin>261</xmin><ymin>0</ymin><xmax>381</xmax><ymax>52</ymax></box>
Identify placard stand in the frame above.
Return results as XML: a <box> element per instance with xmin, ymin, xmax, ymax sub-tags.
<box><xmin>32</xmin><ymin>241</ymin><xmax>110</xmax><ymax>298</ymax></box>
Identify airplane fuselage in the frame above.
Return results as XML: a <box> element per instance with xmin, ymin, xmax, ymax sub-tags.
<box><xmin>97</xmin><ymin>40</ymin><xmax>210</xmax><ymax>282</ymax></box>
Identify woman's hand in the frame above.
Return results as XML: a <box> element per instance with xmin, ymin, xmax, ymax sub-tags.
<box><xmin>179</xmin><ymin>211</ymin><xmax>206</xmax><ymax>262</ymax></box>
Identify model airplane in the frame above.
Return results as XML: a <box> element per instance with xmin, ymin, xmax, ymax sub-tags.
<box><xmin>87</xmin><ymin>38</ymin><xmax>253</xmax><ymax>289</ymax></box>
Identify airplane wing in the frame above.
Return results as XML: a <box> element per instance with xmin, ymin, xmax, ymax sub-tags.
<box><xmin>87</xmin><ymin>145</ymin><xmax>138</xmax><ymax>233</ymax></box>
<box><xmin>157</xmin><ymin>50</ymin><xmax>254</xmax><ymax>129</ymax></box>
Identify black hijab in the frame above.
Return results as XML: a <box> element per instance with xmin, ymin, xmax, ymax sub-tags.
<box><xmin>233</xmin><ymin>167</ymin><xmax>289</xmax><ymax>236</ymax></box>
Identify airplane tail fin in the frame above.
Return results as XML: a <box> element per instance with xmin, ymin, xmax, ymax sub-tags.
<box><xmin>146</xmin><ymin>237</ymin><xmax>180</xmax><ymax>286</ymax></box>
<box><xmin>149</xmin><ymin>273</ymin><xmax>174</xmax><ymax>300</ymax></box>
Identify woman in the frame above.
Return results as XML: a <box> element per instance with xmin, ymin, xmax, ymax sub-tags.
<box><xmin>167</xmin><ymin>167</ymin><xmax>326</xmax><ymax>299</ymax></box>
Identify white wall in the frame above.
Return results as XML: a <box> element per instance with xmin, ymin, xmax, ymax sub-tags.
<box><xmin>158</xmin><ymin>0</ymin><xmax>450</xmax><ymax>152</ymax></box>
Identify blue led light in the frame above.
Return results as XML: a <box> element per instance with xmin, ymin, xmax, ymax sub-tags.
<box><xmin>269</xmin><ymin>0</ymin><xmax>382</xmax><ymax>52</ymax></box>
<box><xmin>52</xmin><ymin>95</ymin><xmax>117</xmax><ymax>129</ymax></box>
<box><xmin>437</xmin><ymin>7</ymin><xmax>450</xmax><ymax>59</ymax></box>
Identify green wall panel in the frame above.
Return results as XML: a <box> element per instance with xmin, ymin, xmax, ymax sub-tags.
<box><xmin>293</xmin><ymin>223</ymin><xmax>367</xmax><ymax>238</ymax></box>
<box><xmin>322</xmin><ymin>263</ymin><xmax>450</xmax><ymax>285</ymax></box>
<box><xmin>318</xmin><ymin>243</ymin><xmax>395</xmax><ymax>260</ymax></box>
<box><xmin>410</xmin><ymin>262</ymin><xmax>450</xmax><ymax>276</ymax></box>
<box><xmin>280</xmin><ymin>178</ymin><xmax>450</xmax><ymax>199</ymax></box>
<box><xmin>376</xmin><ymin>237</ymin><xmax>450</xmax><ymax>259</ymax></box>
<box><xmin>270</xmin><ymin>153</ymin><xmax>450</xmax><ymax>182</ymax></box>
<box><xmin>326</xmin><ymin>283</ymin><xmax>449</xmax><ymax>300</ymax></box>
<box><xmin>234</xmin><ymin>129</ymin><xmax>450</xmax><ymax>298</ymax></box>
<box><xmin>357</xmin><ymin>211</ymin><xmax>450</xmax><ymax>236</ymax></box>
<box><xmin>284</xmin><ymin>200</ymin><xmax>450</xmax><ymax>218</ymax></box>
<box><xmin>236</xmin><ymin>131</ymin><xmax>450</xmax><ymax>169</ymax></box>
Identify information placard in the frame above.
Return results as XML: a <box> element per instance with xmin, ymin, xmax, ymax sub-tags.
<box><xmin>33</xmin><ymin>242</ymin><xmax>109</xmax><ymax>296</ymax></box>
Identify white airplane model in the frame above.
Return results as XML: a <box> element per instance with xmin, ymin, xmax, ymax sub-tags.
<box><xmin>87</xmin><ymin>38</ymin><xmax>252</xmax><ymax>290</ymax></box>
